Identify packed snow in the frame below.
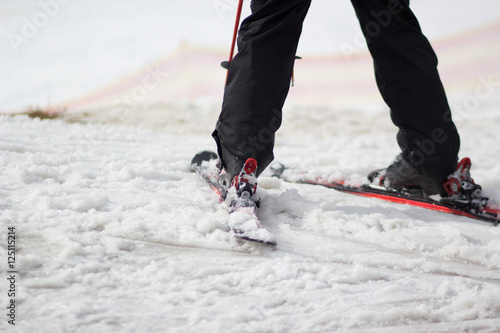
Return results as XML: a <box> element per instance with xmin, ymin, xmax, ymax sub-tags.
<box><xmin>1</xmin><ymin>1</ymin><xmax>500</xmax><ymax>332</ymax></box>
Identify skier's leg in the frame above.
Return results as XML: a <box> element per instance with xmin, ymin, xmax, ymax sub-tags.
<box><xmin>213</xmin><ymin>0</ymin><xmax>311</xmax><ymax>178</ymax></box>
<box><xmin>350</xmin><ymin>0</ymin><xmax>460</xmax><ymax>174</ymax></box>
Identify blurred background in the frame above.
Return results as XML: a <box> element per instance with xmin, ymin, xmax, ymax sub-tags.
<box><xmin>1</xmin><ymin>0</ymin><xmax>500</xmax><ymax>127</ymax></box>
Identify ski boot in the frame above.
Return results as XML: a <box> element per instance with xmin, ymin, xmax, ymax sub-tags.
<box><xmin>223</xmin><ymin>158</ymin><xmax>275</xmax><ymax>245</ymax></box>
<box><xmin>368</xmin><ymin>154</ymin><xmax>455</xmax><ymax>197</ymax></box>
<box><xmin>220</xmin><ymin>158</ymin><xmax>260</xmax><ymax>208</ymax></box>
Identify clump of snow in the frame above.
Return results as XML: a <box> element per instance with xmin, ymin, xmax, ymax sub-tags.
<box><xmin>351</xmin><ymin>264</ymin><xmax>388</xmax><ymax>282</ymax></box>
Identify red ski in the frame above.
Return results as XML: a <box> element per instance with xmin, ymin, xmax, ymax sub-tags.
<box><xmin>271</xmin><ymin>159</ymin><xmax>500</xmax><ymax>226</ymax></box>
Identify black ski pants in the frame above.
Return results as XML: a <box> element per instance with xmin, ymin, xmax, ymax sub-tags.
<box><xmin>213</xmin><ymin>0</ymin><xmax>460</xmax><ymax>178</ymax></box>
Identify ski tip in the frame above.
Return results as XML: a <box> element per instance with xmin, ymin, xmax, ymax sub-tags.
<box><xmin>268</xmin><ymin>162</ymin><xmax>286</xmax><ymax>178</ymax></box>
<box><xmin>236</xmin><ymin>234</ymin><xmax>277</xmax><ymax>247</ymax></box>
<box><xmin>191</xmin><ymin>151</ymin><xmax>218</xmax><ymax>167</ymax></box>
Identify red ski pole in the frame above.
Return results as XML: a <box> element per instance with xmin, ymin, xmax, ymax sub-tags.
<box><xmin>222</xmin><ymin>0</ymin><xmax>244</xmax><ymax>84</ymax></box>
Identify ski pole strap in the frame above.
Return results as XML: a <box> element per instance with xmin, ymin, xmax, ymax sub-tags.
<box><xmin>292</xmin><ymin>55</ymin><xmax>302</xmax><ymax>87</ymax></box>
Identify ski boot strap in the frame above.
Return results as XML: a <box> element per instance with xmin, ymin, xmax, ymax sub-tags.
<box><xmin>443</xmin><ymin>157</ymin><xmax>483</xmax><ymax>200</ymax></box>
<box><xmin>231</xmin><ymin>158</ymin><xmax>258</xmax><ymax>199</ymax></box>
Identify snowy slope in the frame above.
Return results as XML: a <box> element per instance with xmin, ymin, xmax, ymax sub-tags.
<box><xmin>2</xmin><ymin>0</ymin><xmax>500</xmax><ymax>332</ymax></box>
<box><xmin>2</xmin><ymin>114</ymin><xmax>500</xmax><ymax>332</ymax></box>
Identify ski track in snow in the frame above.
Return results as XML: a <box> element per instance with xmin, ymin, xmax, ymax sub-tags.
<box><xmin>1</xmin><ymin>115</ymin><xmax>500</xmax><ymax>332</ymax></box>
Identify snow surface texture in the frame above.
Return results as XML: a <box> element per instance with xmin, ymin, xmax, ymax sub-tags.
<box><xmin>2</xmin><ymin>114</ymin><xmax>500</xmax><ymax>332</ymax></box>
<box><xmin>2</xmin><ymin>0</ymin><xmax>500</xmax><ymax>332</ymax></box>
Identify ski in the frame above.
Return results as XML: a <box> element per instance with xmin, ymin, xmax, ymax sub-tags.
<box><xmin>191</xmin><ymin>151</ymin><xmax>277</xmax><ymax>246</ymax></box>
<box><xmin>270</xmin><ymin>159</ymin><xmax>500</xmax><ymax>226</ymax></box>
